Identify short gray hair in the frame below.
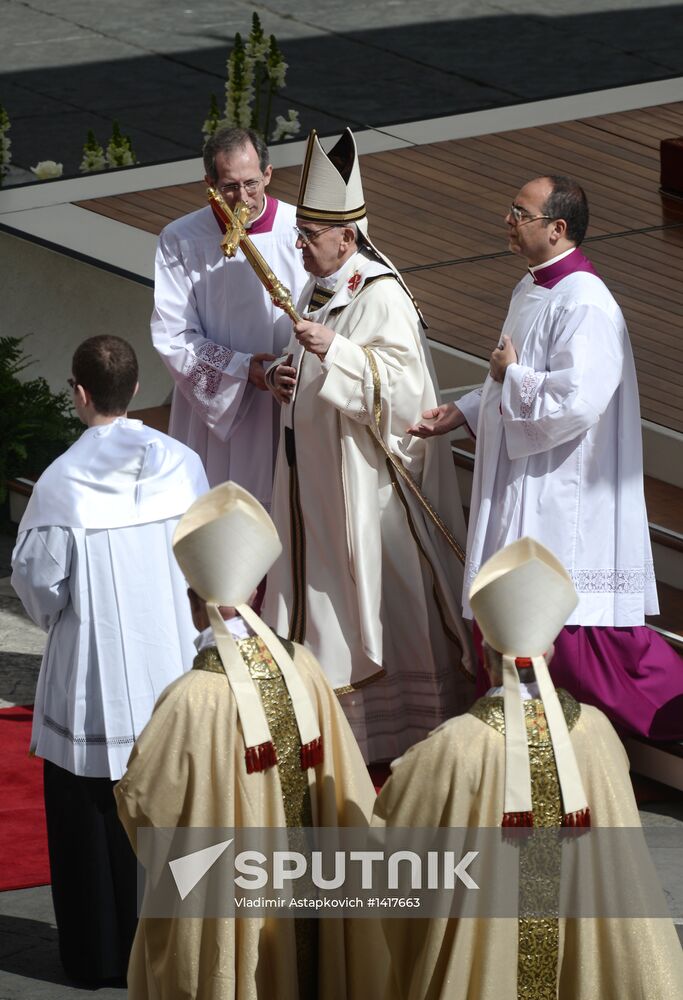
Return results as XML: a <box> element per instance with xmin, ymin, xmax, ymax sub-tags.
<box><xmin>203</xmin><ymin>127</ymin><xmax>270</xmax><ymax>181</ymax></box>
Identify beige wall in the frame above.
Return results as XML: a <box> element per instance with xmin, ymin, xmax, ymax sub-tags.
<box><xmin>0</xmin><ymin>230</ymin><xmax>171</xmax><ymax>409</ymax></box>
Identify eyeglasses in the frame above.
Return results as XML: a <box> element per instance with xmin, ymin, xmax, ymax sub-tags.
<box><xmin>293</xmin><ymin>224</ymin><xmax>338</xmax><ymax>246</ymax></box>
<box><xmin>509</xmin><ymin>204</ymin><xmax>555</xmax><ymax>226</ymax></box>
<box><xmin>67</xmin><ymin>377</ymin><xmax>78</xmax><ymax>390</ymax></box>
<box><xmin>217</xmin><ymin>177</ymin><xmax>263</xmax><ymax>196</ymax></box>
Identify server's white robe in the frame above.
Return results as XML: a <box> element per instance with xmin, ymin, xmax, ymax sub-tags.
<box><xmin>264</xmin><ymin>252</ymin><xmax>474</xmax><ymax>762</ymax></box>
<box><xmin>151</xmin><ymin>197</ymin><xmax>308</xmax><ymax>500</ymax></box>
<box><xmin>458</xmin><ymin>269</ymin><xmax>657</xmax><ymax>625</ymax></box>
<box><xmin>11</xmin><ymin>418</ymin><xmax>208</xmax><ymax>779</ymax></box>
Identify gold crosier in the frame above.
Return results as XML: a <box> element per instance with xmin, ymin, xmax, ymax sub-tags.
<box><xmin>208</xmin><ymin>187</ymin><xmax>303</xmax><ymax>321</ymax></box>
<box><xmin>207</xmin><ymin>187</ymin><xmax>308</xmax><ymax>642</ymax></box>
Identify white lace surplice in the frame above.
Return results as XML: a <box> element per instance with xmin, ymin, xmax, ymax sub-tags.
<box><xmin>459</xmin><ymin>271</ymin><xmax>657</xmax><ymax>626</ymax></box>
<box><xmin>151</xmin><ymin>199</ymin><xmax>308</xmax><ymax>501</ymax></box>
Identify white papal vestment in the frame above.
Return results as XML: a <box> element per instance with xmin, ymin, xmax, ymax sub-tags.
<box><xmin>152</xmin><ymin>196</ymin><xmax>308</xmax><ymax>501</ymax></box>
<box><xmin>264</xmin><ymin>251</ymin><xmax>474</xmax><ymax>762</ymax></box>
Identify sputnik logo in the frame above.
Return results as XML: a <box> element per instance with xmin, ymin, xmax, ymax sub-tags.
<box><xmin>169</xmin><ymin>839</ymin><xmax>233</xmax><ymax>900</ymax></box>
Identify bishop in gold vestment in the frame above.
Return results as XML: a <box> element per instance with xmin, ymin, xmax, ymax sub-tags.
<box><xmin>372</xmin><ymin>539</ymin><xmax>683</xmax><ymax>1000</ymax></box>
<box><xmin>116</xmin><ymin>482</ymin><xmax>385</xmax><ymax>999</ymax></box>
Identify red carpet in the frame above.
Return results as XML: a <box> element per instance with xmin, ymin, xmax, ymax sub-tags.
<box><xmin>0</xmin><ymin>705</ymin><xmax>50</xmax><ymax>891</ymax></box>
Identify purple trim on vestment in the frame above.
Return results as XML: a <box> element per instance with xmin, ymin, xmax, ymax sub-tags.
<box><xmin>248</xmin><ymin>195</ymin><xmax>278</xmax><ymax>235</ymax></box>
<box><xmin>210</xmin><ymin>195</ymin><xmax>279</xmax><ymax>236</ymax></box>
<box><xmin>530</xmin><ymin>247</ymin><xmax>600</xmax><ymax>289</ymax></box>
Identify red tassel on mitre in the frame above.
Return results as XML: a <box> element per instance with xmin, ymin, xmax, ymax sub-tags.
<box><xmin>562</xmin><ymin>807</ymin><xmax>591</xmax><ymax>828</ymax></box>
<box><xmin>502</xmin><ymin>811</ymin><xmax>534</xmax><ymax>827</ymax></box>
<box><xmin>300</xmin><ymin>736</ymin><xmax>324</xmax><ymax>770</ymax></box>
<box><xmin>245</xmin><ymin>740</ymin><xmax>278</xmax><ymax>774</ymax></box>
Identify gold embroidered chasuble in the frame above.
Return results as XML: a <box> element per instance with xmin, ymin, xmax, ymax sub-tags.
<box><xmin>470</xmin><ymin>693</ymin><xmax>579</xmax><ymax>999</ymax></box>
<box><xmin>372</xmin><ymin>693</ymin><xmax>683</xmax><ymax>1000</ymax></box>
<box><xmin>116</xmin><ymin>638</ymin><xmax>386</xmax><ymax>1000</ymax></box>
<box><xmin>194</xmin><ymin>637</ymin><xmax>316</xmax><ymax>997</ymax></box>
<box><xmin>193</xmin><ymin>638</ymin><xmax>313</xmax><ymax>828</ymax></box>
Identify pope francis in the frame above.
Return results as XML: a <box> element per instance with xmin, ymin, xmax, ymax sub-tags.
<box><xmin>264</xmin><ymin>127</ymin><xmax>474</xmax><ymax>763</ymax></box>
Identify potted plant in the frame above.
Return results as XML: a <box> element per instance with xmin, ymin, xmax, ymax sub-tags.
<box><xmin>1</xmin><ymin>336</ymin><xmax>81</xmax><ymax>522</ymax></box>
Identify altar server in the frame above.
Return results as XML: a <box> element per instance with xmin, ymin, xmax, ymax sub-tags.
<box><xmin>11</xmin><ymin>335</ymin><xmax>208</xmax><ymax>984</ymax></box>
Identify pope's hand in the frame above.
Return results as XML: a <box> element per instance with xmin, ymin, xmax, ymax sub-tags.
<box><xmin>294</xmin><ymin>319</ymin><xmax>335</xmax><ymax>358</ymax></box>
<box><xmin>408</xmin><ymin>402</ymin><xmax>465</xmax><ymax>438</ymax></box>
<box><xmin>272</xmin><ymin>355</ymin><xmax>297</xmax><ymax>405</ymax></box>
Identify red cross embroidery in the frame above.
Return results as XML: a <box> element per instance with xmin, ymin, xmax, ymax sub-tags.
<box><xmin>347</xmin><ymin>271</ymin><xmax>362</xmax><ymax>293</ymax></box>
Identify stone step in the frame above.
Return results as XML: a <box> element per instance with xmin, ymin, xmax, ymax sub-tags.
<box><xmin>625</xmin><ymin>736</ymin><xmax>683</xmax><ymax>793</ymax></box>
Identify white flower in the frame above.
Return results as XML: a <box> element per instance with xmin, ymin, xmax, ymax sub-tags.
<box><xmin>30</xmin><ymin>160</ymin><xmax>63</xmax><ymax>180</ymax></box>
<box><xmin>224</xmin><ymin>43</ymin><xmax>255</xmax><ymax>125</ymax></box>
<box><xmin>106</xmin><ymin>147</ymin><xmax>135</xmax><ymax>168</ymax></box>
<box><xmin>247</xmin><ymin>38</ymin><xmax>269</xmax><ymax>62</ymax></box>
<box><xmin>268</xmin><ymin>59</ymin><xmax>287</xmax><ymax>89</ymax></box>
<box><xmin>237</xmin><ymin>94</ymin><xmax>253</xmax><ymax>128</ymax></box>
<box><xmin>271</xmin><ymin>110</ymin><xmax>300</xmax><ymax>142</ymax></box>
<box><xmin>245</xmin><ymin>13</ymin><xmax>269</xmax><ymax>63</ymax></box>
<box><xmin>79</xmin><ymin>150</ymin><xmax>106</xmax><ymax>174</ymax></box>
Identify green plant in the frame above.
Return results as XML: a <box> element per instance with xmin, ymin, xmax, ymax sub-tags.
<box><xmin>0</xmin><ymin>337</ymin><xmax>82</xmax><ymax>502</ymax></box>
<box><xmin>0</xmin><ymin>103</ymin><xmax>11</xmax><ymax>188</ymax></box>
<box><xmin>105</xmin><ymin>120</ymin><xmax>138</xmax><ymax>168</ymax></box>
<box><xmin>202</xmin><ymin>11</ymin><xmax>300</xmax><ymax>143</ymax></box>
<box><xmin>201</xmin><ymin>94</ymin><xmax>222</xmax><ymax>144</ymax></box>
<box><xmin>79</xmin><ymin>129</ymin><xmax>106</xmax><ymax>173</ymax></box>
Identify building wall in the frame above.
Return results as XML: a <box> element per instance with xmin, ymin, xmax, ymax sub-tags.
<box><xmin>0</xmin><ymin>230</ymin><xmax>170</xmax><ymax>409</ymax></box>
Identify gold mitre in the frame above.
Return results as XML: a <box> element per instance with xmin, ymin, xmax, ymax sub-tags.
<box><xmin>469</xmin><ymin>537</ymin><xmax>577</xmax><ymax>657</ymax></box>
<box><xmin>297</xmin><ymin>128</ymin><xmax>368</xmax><ymax>230</ymax></box>
<box><xmin>469</xmin><ymin>538</ymin><xmax>589</xmax><ymax>828</ymax></box>
<box><xmin>173</xmin><ymin>481</ymin><xmax>281</xmax><ymax>607</ymax></box>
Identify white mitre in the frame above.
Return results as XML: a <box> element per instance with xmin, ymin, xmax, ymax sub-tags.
<box><xmin>297</xmin><ymin>127</ymin><xmax>426</xmax><ymax>325</ymax></box>
<box><xmin>469</xmin><ymin>537</ymin><xmax>590</xmax><ymax>827</ymax></box>
<box><xmin>173</xmin><ymin>482</ymin><xmax>321</xmax><ymax>773</ymax></box>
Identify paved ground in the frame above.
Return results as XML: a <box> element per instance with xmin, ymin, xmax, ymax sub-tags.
<box><xmin>3</xmin><ymin>0</ymin><xmax>683</xmax><ymax>178</ymax></box>
<box><xmin>0</xmin><ymin>886</ymin><xmax>125</xmax><ymax>1000</ymax></box>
